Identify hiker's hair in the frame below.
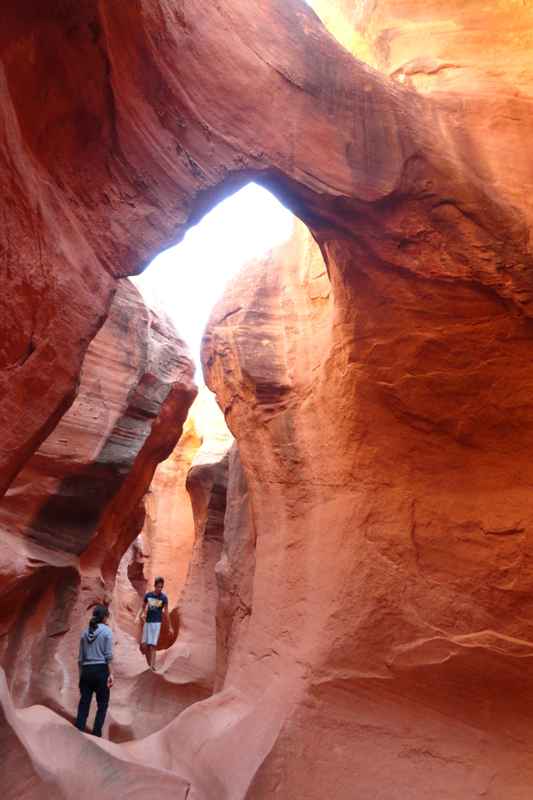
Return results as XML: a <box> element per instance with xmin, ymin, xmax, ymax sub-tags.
<box><xmin>154</xmin><ymin>576</ymin><xmax>164</xmax><ymax>586</ymax></box>
<box><xmin>89</xmin><ymin>604</ymin><xmax>109</xmax><ymax>632</ymax></box>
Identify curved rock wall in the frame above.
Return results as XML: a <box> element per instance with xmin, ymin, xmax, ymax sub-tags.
<box><xmin>215</xmin><ymin>442</ymin><xmax>254</xmax><ymax>691</ymax></box>
<box><xmin>2</xmin><ymin>1</ymin><xmax>533</xmax><ymax>798</ymax></box>
<box><xmin>140</xmin><ymin>416</ymin><xmax>201</xmax><ymax>602</ymax></box>
<box><xmin>112</xmin><ymin>413</ymin><xmax>200</xmax><ymax>643</ymax></box>
<box><xmin>312</xmin><ymin>0</ymin><xmax>533</xmax><ymax>236</ymax></box>
<box><xmin>202</xmin><ymin>204</ymin><xmax>533</xmax><ymax>797</ymax></box>
<box><xmin>0</xmin><ymin>279</ymin><xmax>195</xmax><ymax>721</ymax></box>
<box><xmin>4</xmin><ymin>0</ymin><xmax>532</xmax><ymax>499</ymax></box>
<box><xmin>156</xmin><ymin>393</ymin><xmax>234</xmax><ymax>691</ymax></box>
<box><xmin>113</xmin><ymin>388</ymin><xmax>230</xmax><ymax>639</ymax></box>
<box><xmin>108</xmin><ymin>388</ymin><xmax>233</xmax><ymax>741</ymax></box>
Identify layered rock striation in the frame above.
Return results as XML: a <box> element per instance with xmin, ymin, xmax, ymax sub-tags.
<box><xmin>3</xmin><ymin>0</ymin><xmax>532</xmax><ymax>499</ymax></box>
<box><xmin>202</xmin><ymin>215</ymin><xmax>533</xmax><ymax>798</ymax></box>
<box><xmin>3</xmin><ymin>1</ymin><xmax>533</xmax><ymax>798</ymax></box>
<box><xmin>112</xmin><ymin>412</ymin><xmax>201</xmax><ymax>645</ymax></box>
<box><xmin>106</xmin><ymin>389</ymin><xmax>234</xmax><ymax>741</ymax></box>
<box><xmin>0</xmin><ymin>279</ymin><xmax>195</xmax><ymax>721</ymax></box>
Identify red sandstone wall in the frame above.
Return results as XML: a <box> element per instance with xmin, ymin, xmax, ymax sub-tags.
<box><xmin>0</xmin><ymin>279</ymin><xmax>195</xmax><ymax>729</ymax></box>
<box><xmin>108</xmin><ymin>388</ymin><xmax>233</xmax><ymax>740</ymax></box>
<box><xmin>155</xmin><ymin>393</ymin><xmax>234</xmax><ymax>688</ymax></box>
<box><xmin>215</xmin><ymin>443</ymin><xmax>254</xmax><ymax>691</ymax></box>
<box><xmin>2</xmin><ymin>1</ymin><xmax>533</xmax><ymax>798</ymax></box>
<box><xmin>113</xmin><ymin>415</ymin><xmax>201</xmax><ymax>643</ymax></box>
<box><xmin>3</xmin><ymin>0</ymin><xmax>531</xmax><ymax>500</ymax></box>
<box><xmin>140</xmin><ymin>417</ymin><xmax>200</xmax><ymax>601</ymax></box>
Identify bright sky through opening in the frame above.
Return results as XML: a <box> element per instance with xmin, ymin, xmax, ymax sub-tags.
<box><xmin>131</xmin><ymin>183</ymin><xmax>294</xmax><ymax>382</ymax></box>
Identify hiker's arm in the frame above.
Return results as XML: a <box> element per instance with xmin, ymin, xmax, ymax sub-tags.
<box><xmin>164</xmin><ymin>601</ymin><xmax>174</xmax><ymax>636</ymax></box>
<box><xmin>78</xmin><ymin>637</ymin><xmax>84</xmax><ymax>675</ymax></box>
<box><xmin>135</xmin><ymin>598</ymin><xmax>148</xmax><ymax>623</ymax></box>
<box><xmin>104</xmin><ymin>631</ymin><xmax>114</xmax><ymax>687</ymax></box>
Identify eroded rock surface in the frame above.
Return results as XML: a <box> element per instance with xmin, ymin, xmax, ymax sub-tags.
<box><xmin>3</xmin><ymin>0</ymin><xmax>533</xmax><ymax>798</ymax></box>
<box><xmin>156</xmin><ymin>393</ymin><xmax>233</xmax><ymax>696</ymax></box>
<box><xmin>112</xmin><ymin>411</ymin><xmax>201</xmax><ymax>645</ymax></box>
<box><xmin>0</xmin><ymin>279</ymin><xmax>195</xmax><ymax>724</ymax></box>
<box><xmin>202</xmin><ymin>209</ymin><xmax>533</xmax><ymax>798</ymax></box>
<box><xmin>139</xmin><ymin>416</ymin><xmax>201</xmax><ymax>602</ymax></box>
<box><xmin>108</xmin><ymin>389</ymin><xmax>233</xmax><ymax>741</ymax></box>
<box><xmin>4</xmin><ymin>0</ymin><xmax>532</xmax><ymax>499</ymax></box>
<box><xmin>214</xmin><ymin>443</ymin><xmax>254</xmax><ymax>690</ymax></box>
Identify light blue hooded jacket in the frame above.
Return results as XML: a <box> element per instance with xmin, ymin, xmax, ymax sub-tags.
<box><xmin>78</xmin><ymin>623</ymin><xmax>113</xmax><ymax>666</ymax></box>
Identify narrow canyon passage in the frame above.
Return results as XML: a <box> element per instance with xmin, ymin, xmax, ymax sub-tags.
<box><xmin>104</xmin><ymin>183</ymin><xmax>297</xmax><ymax>739</ymax></box>
<box><xmin>2</xmin><ymin>1</ymin><xmax>533</xmax><ymax>798</ymax></box>
<box><xmin>0</xmin><ymin>181</ymin><xmax>297</xmax><ymax>741</ymax></box>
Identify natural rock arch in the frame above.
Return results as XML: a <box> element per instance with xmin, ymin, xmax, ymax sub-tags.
<box><xmin>3</xmin><ymin>0</ymin><xmax>531</xmax><ymax>497</ymax></box>
<box><xmin>3</xmin><ymin>1</ymin><xmax>533</xmax><ymax>798</ymax></box>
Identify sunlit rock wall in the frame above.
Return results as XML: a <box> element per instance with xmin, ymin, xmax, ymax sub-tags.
<box><xmin>159</xmin><ymin>393</ymin><xmax>234</xmax><ymax>693</ymax></box>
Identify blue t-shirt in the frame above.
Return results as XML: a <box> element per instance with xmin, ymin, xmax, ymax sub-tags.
<box><xmin>144</xmin><ymin>591</ymin><xmax>168</xmax><ymax>623</ymax></box>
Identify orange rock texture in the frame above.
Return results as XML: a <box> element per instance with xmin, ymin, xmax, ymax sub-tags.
<box><xmin>2</xmin><ymin>0</ymin><xmax>533</xmax><ymax>798</ymax></box>
<box><xmin>113</xmin><ymin>387</ymin><xmax>230</xmax><ymax>636</ymax></box>
<box><xmin>137</xmin><ymin>416</ymin><xmax>200</xmax><ymax>602</ymax></box>
<box><xmin>203</xmin><ymin>215</ymin><xmax>533</xmax><ymax>797</ymax></box>
<box><xmin>113</xmin><ymin>411</ymin><xmax>201</xmax><ymax>645</ymax></box>
<box><xmin>153</xmin><ymin>393</ymin><xmax>233</xmax><ymax>702</ymax></box>
<box><xmin>0</xmin><ymin>278</ymin><xmax>195</xmax><ymax>726</ymax></box>
<box><xmin>108</xmin><ymin>389</ymin><xmax>233</xmax><ymax>741</ymax></box>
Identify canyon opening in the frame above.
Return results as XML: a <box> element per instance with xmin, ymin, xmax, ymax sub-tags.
<box><xmin>2</xmin><ymin>1</ymin><xmax>533</xmax><ymax>798</ymax></box>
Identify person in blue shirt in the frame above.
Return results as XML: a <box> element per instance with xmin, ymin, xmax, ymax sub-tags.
<box><xmin>136</xmin><ymin>576</ymin><xmax>174</xmax><ymax>671</ymax></box>
<box><xmin>75</xmin><ymin>604</ymin><xmax>114</xmax><ymax>737</ymax></box>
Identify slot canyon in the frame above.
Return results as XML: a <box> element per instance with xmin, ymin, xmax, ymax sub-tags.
<box><xmin>2</xmin><ymin>1</ymin><xmax>533</xmax><ymax>797</ymax></box>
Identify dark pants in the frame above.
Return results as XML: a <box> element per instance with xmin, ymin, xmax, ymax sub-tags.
<box><xmin>75</xmin><ymin>664</ymin><xmax>110</xmax><ymax>737</ymax></box>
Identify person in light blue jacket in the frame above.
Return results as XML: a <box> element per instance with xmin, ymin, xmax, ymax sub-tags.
<box><xmin>75</xmin><ymin>605</ymin><xmax>114</xmax><ymax>737</ymax></box>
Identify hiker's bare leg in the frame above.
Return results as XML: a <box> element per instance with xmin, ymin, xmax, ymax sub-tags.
<box><xmin>150</xmin><ymin>646</ymin><xmax>157</xmax><ymax>671</ymax></box>
<box><xmin>144</xmin><ymin>645</ymin><xmax>152</xmax><ymax>668</ymax></box>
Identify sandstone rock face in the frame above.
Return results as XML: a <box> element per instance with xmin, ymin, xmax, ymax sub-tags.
<box><xmin>157</xmin><ymin>393</ymin><xmax>233</xmax><ymax>692</ymax></box>
<box><xmin>315</xmin><ymin>0</ymin><xmax>533</xmax><ymax>90</ymax></box>
<box><xmin>108</xmin><ymin>388</ymin><xmax>233</xmax><ymax>741</ymax></box>
<box><xmin>311</xmin><ymin>0</ymin><xmax>533</xmax><ymax>241</ymax></box>
<box><xmin>214</xmin><ymin>442</ymin><xmax>254</xmax><ymax>691</ymax></box>
<box><xmin>0</xmin><ymin>279</ymin><xmax>195</xmax><ymax>722</ymax></box>
<box><xmin>202</xmin><ymin>207</ymin><xmax>533</xmax><ymax>799</ymax></box>
<box><xmin>3</xmin><ymin>1</ymin><xmax>533</xmax><ymax>798</ymax></box>
<box><xmin>112</xmin><ymin>411</ymin><xmax>200</xmax><ymax>645</ymax></box>
<box><xmin>113</xmin><ymin>388</ymin><xmax>230</xmax><ymax>637</ymax></box>
<box><xmin>5</xmin><ymin>0</ymin><xmax>532</xmax><ymax>500</ymax></box>
<box><xmin>140</xmin><ymin>416</ymin><xmax>200</xmax><ymax>602</ymax></box>
<box><xmin>0</xmin><ymin>280</ymin><xmax>192</xmax><ymax>558</ymax></box>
